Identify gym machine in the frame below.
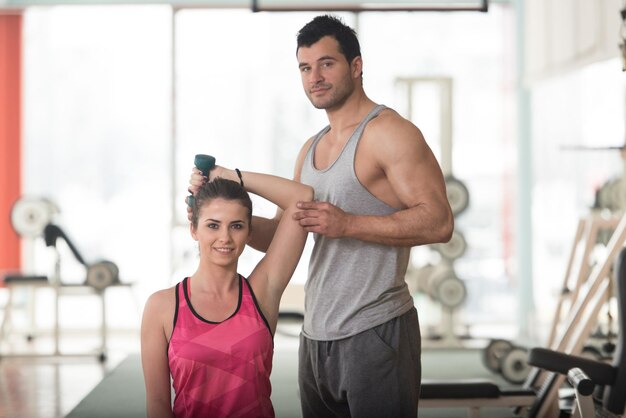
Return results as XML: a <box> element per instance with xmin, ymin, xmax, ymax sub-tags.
<box><xmin>419</xmin><ymin>212</ymin><xmax>626</xmax><ymax>417</ymax></box>
<box><xmin>482</xmin><ymin>212</ymin><xmax>622</xmax><ymax>385</ymax></box>
<box><xmin>0</xmin><ymin>196</ymin><xmax>134</xmax><ymax>361</ymax></box>
<box><xmin>566</xmin><ymin>368</ymin><xmax>596</xmax><ymax>418</ymax></box>
<box><xmin>479</xmin><ymin>145</ymin><xmax>626</xmax><ymax>384</ymax></box>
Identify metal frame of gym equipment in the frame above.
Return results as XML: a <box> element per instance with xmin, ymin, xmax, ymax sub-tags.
<box><xmin>482</xmin><ymin>212</ymin><xmax>623</xmax><ymax>384</ymax></box>
<box><xmin>429</xmin><ymin>366</ymin><xmax>601</xmax><ymax>418</ymax></box>
<box><xmin>419</xmin><ymin>211</ymin><xmax>626</xmax><ymax>418</ymax></box>
<box><xmin>566</xmin><ymin>368</ymin><xmax>596</xmax><ymax>418</ymax></box>
<box><xmin>0</xmin><ymin>256</ymin><xmax>136</xmax><ymax>362</ymax></box>
<box><xmin>529</xmin><ymin>247</ymin><xmax>626</xmax><ymax>417</ymax></box>
<box><xmin>0</xmin><ymin>198</ymin><xmax>136</xmax><ymax>362</ymax></box>
<box><xmin>546</xmin><ymin>212</ymin><xmax>622</xmax><ymax>350</ymax></box>
<box><xmin>527</xmin><ymin>244</ymin><xmax>626</xmax><ymax>417</ymax></box>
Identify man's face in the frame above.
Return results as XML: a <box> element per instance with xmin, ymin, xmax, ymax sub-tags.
<box><xmin>297</xmin><ymin>36</ymin><xmax>359</xmax><ymax>110</ymax></box>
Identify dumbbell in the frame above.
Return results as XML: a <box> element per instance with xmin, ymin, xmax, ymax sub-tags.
<box><xmin>85</xmin><ymin>260</ymin><xmax>120</xmax><ymax>291</ymax></box>
<box><xmin>426</xmin><ymin>266</ymin><xmax>467</xmax><ymax>310</ymax></box>
<box><xmin>445</xmin><ymin>175</ymin><xmax>470</xmax><ymax>216</ymax></box>
<box><xmin>433</xmin><ymin>229</ymin><xmax>467</xmax><ymax>261</ymax></box>
<box><xmin>482</xmin><ymin>338</ymin><xmax>531</xmax><ymax>384</ymax></box>
<box><xmin>187</xmin><ymin>154</ymin><xmax>216</xmax><ymax>207</ymax></box>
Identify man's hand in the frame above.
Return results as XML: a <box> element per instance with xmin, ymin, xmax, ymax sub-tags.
<box><xmin>293</xmin><ymin>201</ymin><xmax>349</xmax><ymax>238</ymax></box>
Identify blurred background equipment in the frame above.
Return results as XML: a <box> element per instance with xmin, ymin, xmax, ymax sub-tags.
<box><xmin>398</xmin><ymin>76</ymin><xmax>471</xmax><ymax>348</ymax></box>
<box><xmin>1</xmin><ymin>196</ymin><xmax>135</xmax><ymax>361</ymax></box>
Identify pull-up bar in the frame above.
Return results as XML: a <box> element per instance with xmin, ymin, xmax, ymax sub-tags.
<box><xmin>251</xmin><ymin>0</ymin><xmax>488</xmax><ymax>13</ymax></box>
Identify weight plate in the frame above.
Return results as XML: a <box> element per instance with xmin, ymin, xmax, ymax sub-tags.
<box><xmin>594</xmin><ymin>180</ymin><xmax>612</xmax><ymax>209</ymax></box>
<box><xmin>500</xmin><ymin>347</ymin><xmax>531</xmax><ymax>385</ymax></box>
<box><xmin>445</xmin><ymin>176</ymin><xmax>470</xmax><ymax>216</ymax></box>
<box><xmin>10</xmin><ymin>197</ymin><xmax>58</xmax><ymax>237</ymax></box>
<box><xmin>425</xmin><ymin>268</ymin><xmax>448</xmax><ymax>299</ymax></box>
<box><xmin>595</xmin><ymin>178</ymin><xmax>626</xmax><ymax>212</ymax></box>
<box><xmin>86</xmin><ymin>261</ymin><xmax>119</xmax><ymax>290</ymax></box>
<box><xmin>435</xmin><ymin>230</ymin><xmax>467</xmax><ymax>260</ymax></box>
<box><xmin>99</xmin><ymin>260</ymin><xmax>119</xmax><ymax>280</ymax></box>
<box><xmin>609</xmin><ymin>178</ymin><xmax>626</xmax><ymax>211</ymax></box>
<box><xmin>434</xmin><ymin>275</ymin><xmax>467</xmax><ymax>309</ymax></box>
<box><xmin>482</xmin><ymin>339</ymin><xmax>514</xmax><ymax>373</ymax></box>
<box><xmin>406</xmin><ymin>263</ymin><xmax>436</xmax><ymax>295</ymax></box>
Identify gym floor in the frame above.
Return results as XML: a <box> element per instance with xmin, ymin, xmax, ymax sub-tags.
<box><xmin>0</xmin><ymin>327</ymin><xmax>139</xmax><ymax>418</ymax></box>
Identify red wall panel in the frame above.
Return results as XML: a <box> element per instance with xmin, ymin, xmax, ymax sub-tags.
<box><xmin>0</xmin><ymin>14</ymin><xmax>22</xmax><ymax>275</ymax></box>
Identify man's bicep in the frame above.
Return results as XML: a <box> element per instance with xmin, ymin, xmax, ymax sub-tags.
<box><xmin>384</xmin><ymin>134</ymin><xmax>447</xmax><ymax>209</ymax></box>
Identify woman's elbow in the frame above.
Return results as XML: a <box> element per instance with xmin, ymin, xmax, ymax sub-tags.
<box><xmin>300</xmin><ymin>185</ymin><xmax>314</xmax><ymax>202</ymax></box>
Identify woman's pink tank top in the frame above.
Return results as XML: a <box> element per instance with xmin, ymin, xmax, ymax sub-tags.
<box><xmin>168</xmin><ymin>276</ymin><xmax>274</xmax><ymax>418</ymax></box>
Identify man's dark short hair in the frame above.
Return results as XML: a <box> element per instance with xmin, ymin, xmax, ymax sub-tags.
<box><xmin>296</xmin><ymin>14</ymin><xmax>361</xmax><ymax>64</ymax></box>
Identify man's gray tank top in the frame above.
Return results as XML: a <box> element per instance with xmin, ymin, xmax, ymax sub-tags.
<box><xmin>300</xmin><ymin>104</ymin><xmax>415</xmax><ymax>341</ymax></box>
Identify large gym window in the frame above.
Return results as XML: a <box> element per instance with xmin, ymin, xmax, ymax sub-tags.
<box><xmin>22</xmin><ymin>5</ymin><xmax>172</xmax><ymax>329</ymax></box>
<box><xmin>22</xmin><ymin>5</ymin><xmax>521</xmax><ymax>339</ymax></box>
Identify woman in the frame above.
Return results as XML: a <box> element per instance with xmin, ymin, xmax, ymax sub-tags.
<box><xmin>140</xmin><ymin>164</ymin><xmax>313</xmax><ymax>418</ymax></box>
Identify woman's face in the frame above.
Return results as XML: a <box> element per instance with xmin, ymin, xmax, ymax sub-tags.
<box><xmin>191</xmin><ymin>198</ymin><xmax>250</xmax><ymax>267</ymax></box>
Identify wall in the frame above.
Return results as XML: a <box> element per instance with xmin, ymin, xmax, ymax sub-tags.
<box><xmin>524</xmin><ymin>0</ymin><xmax>623</xmax><ymax>82</ymax></box>
<box><xmin>0</xmin><ymin>13</ymin><xmax>21</xmax><ymax>276</ymax></box>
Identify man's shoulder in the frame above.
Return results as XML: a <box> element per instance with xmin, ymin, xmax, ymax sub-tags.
<box><xmin>366</xmin><ymin>107</ymin><xmax>421</xmax><ymax>143</ymax></box>
<box><xmin>373</xmin><ymin>105</ymin><xmax>411</xmax><ymax>124</ymax></box>
<box><xmin>293</xmin><ymin>134</ymin><xmax>319</xmax><ymax>180</ymax></box>
<box><xmin>296</xmin><ymin>135</ymin><xmax>318</xmax><ymax>159</ymax></box>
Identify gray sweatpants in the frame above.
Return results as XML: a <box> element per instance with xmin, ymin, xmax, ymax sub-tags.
<box><xmin>298</xmin><ymin>307</ymin><xmax>421</xmax><ymax>418</ymax></box>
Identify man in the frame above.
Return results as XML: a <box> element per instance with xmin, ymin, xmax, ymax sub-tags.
<box><xmin>189</xmin><ymin>14</ymin><xmax>453</xmax><ymax>418</ymax></box>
